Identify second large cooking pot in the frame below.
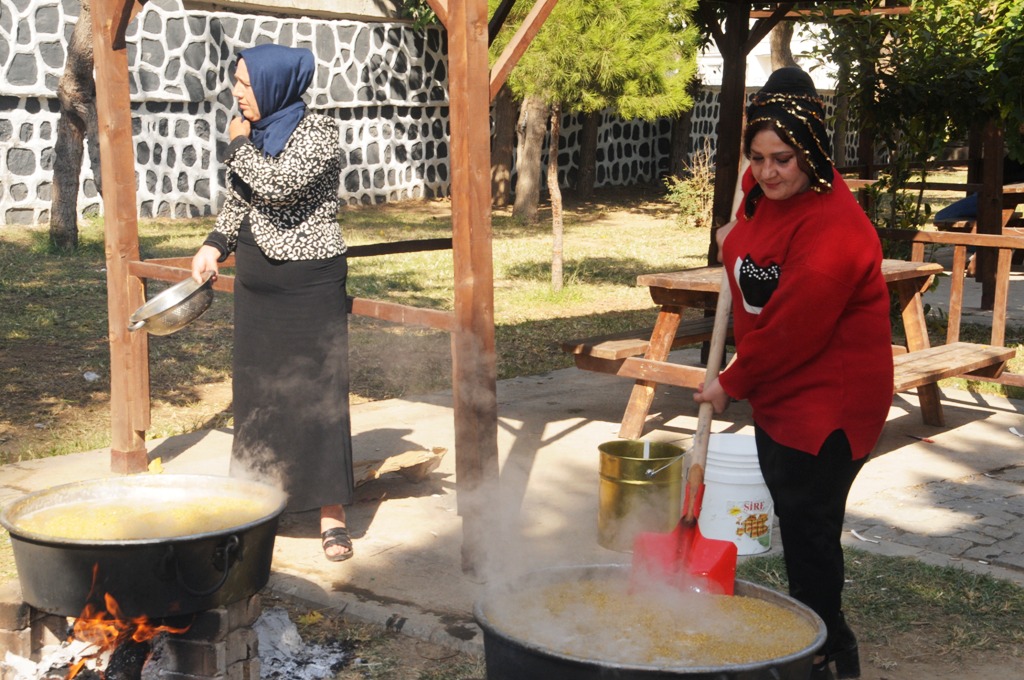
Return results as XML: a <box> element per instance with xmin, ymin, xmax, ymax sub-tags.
<box><xmin>474</xmin><ymin>564</ymin><xmax>826</xmax><ymax>680</ymax></box>
<box><xmin>0</xmin><ymin>474</ymin><xmax>287</xmax><ymax>618</ymax></box>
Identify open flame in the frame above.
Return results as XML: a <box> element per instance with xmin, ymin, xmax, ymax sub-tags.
<box><xmin>64</xmin><ymin>569</ymin><xmax>191</xmax><ymax>680</ymax></box>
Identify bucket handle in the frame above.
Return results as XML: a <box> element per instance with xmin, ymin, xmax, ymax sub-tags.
<box><xmin>162</xmin><ymin>534</ymin><xmax>240</xmax><ymax>597</ymax></box>
<box><xmin>643</xmin><ymin>452</ymin><xmax>686</xmax><ymax>478</ymax></box>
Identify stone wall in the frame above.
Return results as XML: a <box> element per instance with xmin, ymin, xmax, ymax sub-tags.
<box><xmin>1</xmin><ymin>0</ymin><xmax>458</xmax><ymax>225</ymax></box>
<box><xmin>0</xmin><ymin>0</ymin><xmax>853</xmax><ymax>227</ymax></box>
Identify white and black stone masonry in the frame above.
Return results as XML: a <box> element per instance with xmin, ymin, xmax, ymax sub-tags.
<box><xmin>0</xmin><ymin>0</ymin><xmax>849</xmax><ymax>227</ymax></box>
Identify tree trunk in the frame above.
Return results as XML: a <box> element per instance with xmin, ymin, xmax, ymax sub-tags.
<box><xmin>51</xmin><ymin>0</ymin><xmax>99</xmax><ymax>251</ymax></box>
<box><xmin>490</xmin><ymin>83</ymin><xmax>516</xmax><ymax>207</ymax></box>
<box><xmin>670</xmin><ymin>78</ymin><xmax>702</xmax><ymax>179</ymax></box>
<box><xmin>512</xmin><ymin>95</ymin><xmax>548</xmax><ymax>223</ymax></box>
<box><xmin>769</xmin><ymin>22</ymin><xmax>797</xmax><ymax>70</ymax></box>
<box><xmin>710</xmin><ymin>32</ymin><xmax>748</xmax><ymax>263</ymax></box>
<box><xmin>548</xmin><ymin>103</ymin><xmax>564</xmax><ymax>291</ymax></box>
<box><xmin>576</xmin><ymin>110</ymin><xmax>599</xmax><ymax>199</ymax></box>
<box><xmin>669</xmin><ymin>109</ymin><xmax>692</xmax><ymax>179</ymax></box>
<box><xmin>832</xmin><ymin>88</ymin><xmax>850</xmax><ymax>168</ymax></box>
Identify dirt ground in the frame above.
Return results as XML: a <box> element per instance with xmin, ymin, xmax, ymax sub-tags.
<box><xmin>261</xmin><ymin>592</ymin><xmax>486</xmax><ymax>679</ymax></box>
<box><xmin>853</xmin><ymin>646</ymin><xmax>1017</xmax><ymax>680</ymax></box>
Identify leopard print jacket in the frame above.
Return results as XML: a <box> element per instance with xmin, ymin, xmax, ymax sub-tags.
<box><xmin>204</xmin><ymin>113</ymin><xmax>346</xmax><ymax>261</ymax></box>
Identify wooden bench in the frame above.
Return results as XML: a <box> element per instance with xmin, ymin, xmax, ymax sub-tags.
<box><xmin>933</xmin><ymin>216</ymin><xmax>1024</xmax><ymax>273</ymax></box>
<box><xmin>561</xmin><ymin>316</ymin><xmax>732</xmax><ymax>380</ymax></box>
<box><xmin>893</xmin><ymin>342</ymin><xmax>1014</xmax><ymax>392</ymax></box>
<box><xmin>933</xmin><ymin>217</ymin><xmax>1024</xmax><ymax>238</ymax></box>
<box><xmin>879</xmin><ymin>228</ymin><xmax>1024</xmax><ymax>425</ymax></box>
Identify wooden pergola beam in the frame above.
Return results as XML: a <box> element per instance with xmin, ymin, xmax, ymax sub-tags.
<box><xmin>92</xmin><ymin>0</ymin><xmax>150</xmax><ymax>473</ymax></box>
<box><xmin>127</xmin><ymin>258</ymin><xmax>458</xmax><ymax>331</ymax></box>
<box><xmin>447</xmin><ymin>0</ymin><xmax>500</xmax><ymax>575</ymax></box>
<box><xmin>489</xmin><ymin>0</ymin><xmax>559</xmax><ymax>102</ymax></box>
<box><xmin>109</xmin><ymin>0</ymin><xmax>146</xmax><ymax>49</ymax></box>
<box><xmin>751</xmin><ymin>6</ymin><xmax>911</xmax><ymax>18</ymax></box>
<box><xmin>423</xmin><ymin>0</ymin><xmax>449</xmax><ymax>27</ymax></box>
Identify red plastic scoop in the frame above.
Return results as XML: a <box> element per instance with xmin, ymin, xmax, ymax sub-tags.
<box><xmin>631</xmin><ymin>482</ymin><xmax>738</xmax><ymax>595</ymax></box>
<box><xmin>631</xmin><ymin>271</ymin><xmax>738</xmax><ymax>595</ymax></box>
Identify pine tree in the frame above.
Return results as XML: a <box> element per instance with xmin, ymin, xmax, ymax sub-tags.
<box><xmin>497</xmin><ymin>0</ymin><xmax>700</xmax><ymax>289</ymax></box>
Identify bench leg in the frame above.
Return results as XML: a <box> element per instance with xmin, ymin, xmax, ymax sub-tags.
<box><xmin>618</xmin><ymin>306</ymin><xmax>683</xmax><ymax>439</ymax></box>
<box><xmin>619</xmin><ymin>381</ymin><xmax>657</xmax><ymax>439</ymax></box>
<box><xmin>917</xmin><ymin>384</ymin><xmax>945</xmax><ymax>427</ymax></box>
<box><xmin>894</xmin><ymin>280</ymin><xmax>946</xmax><ymax>427</ymax></box>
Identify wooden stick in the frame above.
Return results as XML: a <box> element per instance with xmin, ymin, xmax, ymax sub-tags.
<box><xmin>681</xmin><ymin>274</ymin><xmax>731</xmax><ymax>525</ymax></box>
<box><xmin>682</xmin><ymin>159</ymin><xmax>746</xmax><ymax>524</ymax></box>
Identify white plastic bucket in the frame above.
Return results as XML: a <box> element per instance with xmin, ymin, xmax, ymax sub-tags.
<box><xmin>697</xmin><ymin>433</ymin><xmax>774</xmax><ymax>555</ymax></box>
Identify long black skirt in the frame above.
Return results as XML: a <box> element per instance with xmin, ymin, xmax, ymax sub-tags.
<box><xmin>229</xmin><ymin>226</ymin><xmax>353</xmax><ymax>512</ymax></box>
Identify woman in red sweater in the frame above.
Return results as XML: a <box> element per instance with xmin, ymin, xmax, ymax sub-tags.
<box><xmin>695</xmin><ymin>68</ymin><xmax>892</xmax><ymax>680</ymax></box>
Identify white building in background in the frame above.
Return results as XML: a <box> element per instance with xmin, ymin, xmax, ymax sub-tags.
<box><xmin>697</xmin><ymin>26</ymin><xmax>838</xmax><ymax>91</ymax></box>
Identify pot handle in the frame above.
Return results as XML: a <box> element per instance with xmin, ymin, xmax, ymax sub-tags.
<box><xmin>166</xmin><ymin>534</ymin><xmax>240</xmax><ymax>597</ymax></box>
<box><xmin>128</xmin><ymin>319</ymin><xmax>146</xmax><ymax>332</ymax></box>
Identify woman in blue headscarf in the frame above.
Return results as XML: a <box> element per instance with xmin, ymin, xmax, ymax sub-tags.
<box><xmin>192</xmin><ymin>44</ymin><xmax>355</xmax><ymax>562</ymax></box>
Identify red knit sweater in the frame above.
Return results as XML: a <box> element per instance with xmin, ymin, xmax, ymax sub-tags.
<box><xmin>717</xmin><ymin>167</ymin><xmax>893</xmax><ymax>459</ymax></box>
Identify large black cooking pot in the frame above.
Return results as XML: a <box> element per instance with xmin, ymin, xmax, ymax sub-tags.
<box><xmin>474</xmin><ymin>564</ymin><xmax>826</xmax><ymax>680</ymax></box>
<box><xmin>0</xmin><ymin>474</ymin><xmax>287</xmax><ymax>618</ymax></box>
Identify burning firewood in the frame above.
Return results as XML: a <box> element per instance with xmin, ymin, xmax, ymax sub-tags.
<box><xmin>103</xmin><ymin>639</ymin><xmax>150</xmax><ymax>680</ymax></box>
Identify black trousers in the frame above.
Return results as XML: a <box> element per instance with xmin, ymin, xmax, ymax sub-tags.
<box><xmin>755</xmin><ymin>426</ymin><xmax>866</xmax><ymax>639</ymax></box>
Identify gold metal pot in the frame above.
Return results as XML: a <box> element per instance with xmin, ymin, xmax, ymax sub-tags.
<box><xmin>0</xmin><ymin>474</ymin><xmax>286</xmax><ymax>617</ymax></box>
<box><xmin>597</xmin><ymin>440</ymin><xmax>683</xmax><ymax>552</ymax></box>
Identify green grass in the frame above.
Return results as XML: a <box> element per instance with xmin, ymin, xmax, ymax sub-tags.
<box><xmin>739</xmin><ymin>548</ymin><xmax>1024</xmax><ymax>661</ymax></box>
<box><xmin>342</xmin><ymin>198</ymin><xmax>710</xmax><ymax>394</ymax></box>
<box><xmin>4</xmin><ymin>194</ymin><xmax>711</xmax><ymax>462</ymax></box>
<box><xmin>0</xmin><ymin>218</ymin><xmax>236</xmax><ymax>461</ymax></box>
<box><xmin>4</xmin><ymin>185</ymin><xmax>1024</xmax><ymax>460</ymax></box>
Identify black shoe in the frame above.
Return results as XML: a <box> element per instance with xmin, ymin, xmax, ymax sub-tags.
<box><xmin>830</xmin><ymin>644</ymin><xmax>860</xmax><ymax>679</ymax></box>
<box><xmin>811</xmin><ymin>657</ymin><xmax>836</xmax><ymax>680</ymax></box>
<box><xmin>826</xmin><ymin>612</ymin><xmax>861</xmax><ymax>679</ymax></box>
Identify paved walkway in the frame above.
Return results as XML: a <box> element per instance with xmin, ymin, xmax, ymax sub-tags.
<box><xmin>0</xmin><ymin>253</ymin><xmax>1023</xmax><ymax>656</ymax></box>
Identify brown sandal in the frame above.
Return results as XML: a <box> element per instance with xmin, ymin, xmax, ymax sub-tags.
<box><xmin>321</xmin><ymin>527</ymin><xmax>353</xmax><ymax>562</ymax></box>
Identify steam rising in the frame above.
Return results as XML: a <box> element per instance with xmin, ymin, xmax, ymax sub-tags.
<box><xmin>230</xmin><ymin>325</ymin><xmax>351</xmax><ymax>511</ymax></box>
<box><xmin>481</xmin><ymin>568</ymin><xmax>817</xmax><ymax>668</ymax></box>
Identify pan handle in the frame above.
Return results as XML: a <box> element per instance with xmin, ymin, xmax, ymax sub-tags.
<box><xmin>164</xmin><ymin>534</ymin><xmax>241</xmax><ymax>597</ymax></box>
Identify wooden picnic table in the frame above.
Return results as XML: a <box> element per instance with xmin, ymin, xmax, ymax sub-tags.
<box><xmin>943</xmin><ymin>181</ymin><xmax>1024</xmax><ymax>312</ymax></box>
<box><xmin>616</xmin><ymin>259</ymin><xmax>944</xmax><ymax>439</ymax></box>
<box><xmin>932</xmin><ymin>181</ymin><xmax>1024</xmax><ymax>233</ymax></box>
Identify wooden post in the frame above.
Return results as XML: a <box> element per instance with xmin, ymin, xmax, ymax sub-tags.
<box><xmin>447</xmin><ymin>0</ymin><xmax>500</xmax><ymax>577</ymax></box>
<box><xmin>92</xmin><ymin>0</ymin><xmax>150</xmax><ymax>473</ymax></box>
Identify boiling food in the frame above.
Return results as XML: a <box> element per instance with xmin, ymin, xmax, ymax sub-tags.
<box><xmin>17</xmin><ymin>497</ymin><xmax>269</xmax><ymax>540</ymax></box>
<box><xmin>486</xmin><ymin>575</ymin><xmax>817</xmax><ymax>667</ymax></box>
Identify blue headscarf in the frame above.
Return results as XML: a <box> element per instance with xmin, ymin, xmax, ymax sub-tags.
<box><xmin>237</xmin><ymin>44</ymin><xmax>315</xmax><ymax>157</ymax></box>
